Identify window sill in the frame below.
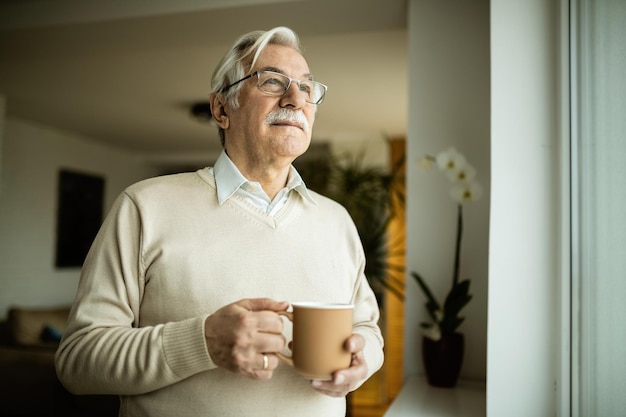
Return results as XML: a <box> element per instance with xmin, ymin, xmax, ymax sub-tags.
<box><xmin>383</xmin><ymin>375</ymin><xmax>486</xmax><ymax>417</ymax></box>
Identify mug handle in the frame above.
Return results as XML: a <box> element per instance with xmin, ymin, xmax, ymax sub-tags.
<box><xmin>276</xmin><ymin>311</ymin><xmax>294</xmax><ymax>367</ymax></box>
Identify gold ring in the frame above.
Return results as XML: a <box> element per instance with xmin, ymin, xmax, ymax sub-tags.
<box><xmin>262</xmin><ymin>354</ymin><xmax>269</xmax><ymax>370</ymax></box>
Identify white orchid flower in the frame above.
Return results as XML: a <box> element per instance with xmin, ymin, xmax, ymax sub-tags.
<box><xmin>418</xmin><ymin>155</ymin><xmax>436</xmax><ymax>172</ymax></box>
<box><xmin>447</xmin><ymin>163</ymin><xmax>477</xmax><ymax>184</ymax></box>
<box><xmin>450</xmin><ymin>181</ymin><xmax>483</xmax><ymax>203</ymax></box>
<box><xmin>436</xmin><ymin>147</ymin><xmax>467</xmax><ymax>175</ymax></box>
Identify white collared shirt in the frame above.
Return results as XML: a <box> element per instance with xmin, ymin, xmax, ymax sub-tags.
<box><xmin>208</xmin><ymin>150</ymin><xmax>316</xmax><ymax>216</ymax></box>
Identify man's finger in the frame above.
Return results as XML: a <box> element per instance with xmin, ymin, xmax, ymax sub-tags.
<box><xmin>255</xmin><ymin>311</ymin><xmax>285</xmax><ymax>333</ymax></box>
<box><xmin>344</xmin><ymin>333</ymin><xmax>365</xmax><ymax>353</ymax></box>
<box><xmin>241</xmin><ymin>298</ymin><xmax>289</xmax><ymax>312</ymax></box>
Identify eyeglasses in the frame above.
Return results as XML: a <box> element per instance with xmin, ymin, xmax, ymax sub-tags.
<box><xmin>220</xmin><ymin>70</ymin><xmax>328</xmax><ymax>105</ymax></box>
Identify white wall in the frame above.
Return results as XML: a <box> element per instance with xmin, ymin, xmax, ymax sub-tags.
<box><xmin>405</xmin><ymin>0</ymin><xmax>490</xmax><ymax>381</ymax></box>
<box><xmin>0</xmin><ymin>116</ymin><xmax>160</xmax><ymax>319</ymax></box>
<box><xmin>488</xmin><ymin>0</ymin><xmax>563</xmax><ymax>415</ymax></box>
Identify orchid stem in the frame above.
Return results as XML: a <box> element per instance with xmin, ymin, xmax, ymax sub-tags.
<box><xmin>453</xmin><ymin>204</ymin><xmax>463</xmax><ymax>288</ymax></box>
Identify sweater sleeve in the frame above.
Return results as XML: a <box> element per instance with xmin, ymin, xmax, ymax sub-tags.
<box><xmin>351</xmin><ymin>281</ymin><xmax>385</xmax><ymax>390</ymax></box>
<box><xmin>349</xmin><ymin>232</ymin><xmax>385</xmax><ymax>390</ymax></box>
<box><xmin>55</xmin><ymin>191</ymin><xmax>216</xmax><ymax>395</ymax></box>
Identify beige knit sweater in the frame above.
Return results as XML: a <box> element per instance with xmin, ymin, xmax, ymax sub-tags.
<box><xmin>55</xmin><ymin>169</ymin><xmax>384</xmax><ymax>417</ymax></box>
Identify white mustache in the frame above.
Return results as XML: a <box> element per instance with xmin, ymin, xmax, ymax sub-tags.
<box><xmin>264</xmin><ymin>109</ymin><xmax>310</xmax><ymax>131</ymax></box>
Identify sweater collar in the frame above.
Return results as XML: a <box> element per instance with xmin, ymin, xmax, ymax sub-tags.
<box><xmin>213</xmin><ymin>150</ymin><xmax>316</xmax><ymax>206</ymax></box>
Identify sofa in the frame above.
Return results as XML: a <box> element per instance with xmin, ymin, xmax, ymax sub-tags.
<box><xmin>0</xmin><ymin>306</ymin><xmax>119</xmax><ymax>417</ymax></box>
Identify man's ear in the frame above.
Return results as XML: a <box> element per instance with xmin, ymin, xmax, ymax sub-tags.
<box><xmin>209</xmin><ymin>93</ymin><xmax>230</xmax><ymax>129</ymax></box>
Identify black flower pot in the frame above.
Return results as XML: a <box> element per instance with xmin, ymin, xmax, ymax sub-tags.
<box><xmin>422</xmin><ymin>332</ymin><xmax>464</xmax><ymax>388</ymax></box>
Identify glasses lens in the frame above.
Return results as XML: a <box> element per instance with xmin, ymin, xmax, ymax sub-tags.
<box><xmin>257</xmin><ymin>71</ymin><xmax>327</xmax><ymax>104</ymax></box>
<box><xmin>299</xmin><ymin>80</ymin><xmax>327</xmax><ymax>104</ymax></box>
<box><xmin>257</xmin><ymin>72</ymin><xmax>289</xmax><ymax>95</ymax></box>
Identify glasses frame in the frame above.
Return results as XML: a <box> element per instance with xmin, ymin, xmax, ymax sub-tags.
<box><xmin>220</xmin><ymin>70</ymin><xmax>328</xmax><ymax>105</ymax></box>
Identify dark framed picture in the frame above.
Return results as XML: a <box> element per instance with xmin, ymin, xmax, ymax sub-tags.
<box><xmin>55</xmin><ymin>169</ymin><xmax>105</xmax><ymax>268</ymax></box>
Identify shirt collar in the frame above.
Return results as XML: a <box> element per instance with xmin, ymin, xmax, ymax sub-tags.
<box><xmin>213</xmin><ymin>150</ymin><xmax>317</xmax><ymax>206</ymax></box>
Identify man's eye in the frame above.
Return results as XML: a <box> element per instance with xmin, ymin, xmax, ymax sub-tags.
<box><xmin>263</xmin><ymin>77</ymin><xmax>287</xmax><ymax>89</ymax></box>
<box><xmin>299</xmin><ymin>82</ymin><xmax>313</xmax><ymax>94</ymax></box>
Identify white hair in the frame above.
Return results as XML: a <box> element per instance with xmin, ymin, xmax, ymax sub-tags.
<box><xmin>210</xmin><ymin>27</ymin><xmax>303</xmax><ymax>145</ymax></box>
<box><xmin>211</xmin><ymin>26</ymin><xmax>302</xmax><ymax>109</ymax></box>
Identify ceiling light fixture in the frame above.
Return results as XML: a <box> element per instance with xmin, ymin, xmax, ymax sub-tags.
<box><xmin>189</xmin><ymin>101</ymin><xmax>212</xmax><ymax>123</ymax></box>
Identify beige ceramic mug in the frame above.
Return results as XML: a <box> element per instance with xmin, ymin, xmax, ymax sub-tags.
<box><xmin>277</xmin><ymin>302</ymin><xmax>354</xmax><ymax>381</ymax></box>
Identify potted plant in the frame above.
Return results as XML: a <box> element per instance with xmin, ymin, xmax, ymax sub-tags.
<box><xmin>412</xmin><ymin>147</ymin><xmax>482</xmax><ymax>388</ymax></box>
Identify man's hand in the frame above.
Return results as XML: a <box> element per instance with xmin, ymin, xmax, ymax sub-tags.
<box><xmin>310</xmin><ymin>334</ymin><xmax>369</xmax><ymax>397</ymax></box>
<box><xmin>204</xmin><ymin>298</ymin><xmax>289</xmax><ymax>380</ymax></box>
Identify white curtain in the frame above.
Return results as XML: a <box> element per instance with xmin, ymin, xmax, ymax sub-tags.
<box><xmin>572</xmin><ymin>0</ymin><xmax>626</xmax><ymax>415</ymax></box>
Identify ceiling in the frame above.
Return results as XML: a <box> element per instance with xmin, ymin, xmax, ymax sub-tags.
<box><xmin>0</xmin><ymin>0</ymin><xmax>408</xmax><ymax>161</ymax></box>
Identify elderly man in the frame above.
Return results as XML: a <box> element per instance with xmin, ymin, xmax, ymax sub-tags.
<box><xmin>55</xmin><ymin>26</ymin><xmax>383</xmax><ymax>417</ymax></box>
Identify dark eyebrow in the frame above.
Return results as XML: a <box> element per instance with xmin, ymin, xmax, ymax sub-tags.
<box><xmin>257</xmin><ymin>66</ymin><xmax>314</xmax><ymax>81</ymax></box>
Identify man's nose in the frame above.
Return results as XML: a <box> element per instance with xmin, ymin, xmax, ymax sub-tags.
<box><xmin>280</xmin><ymin>82</ymin><xmax>307</xmax><ymax>108</ymax></box>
